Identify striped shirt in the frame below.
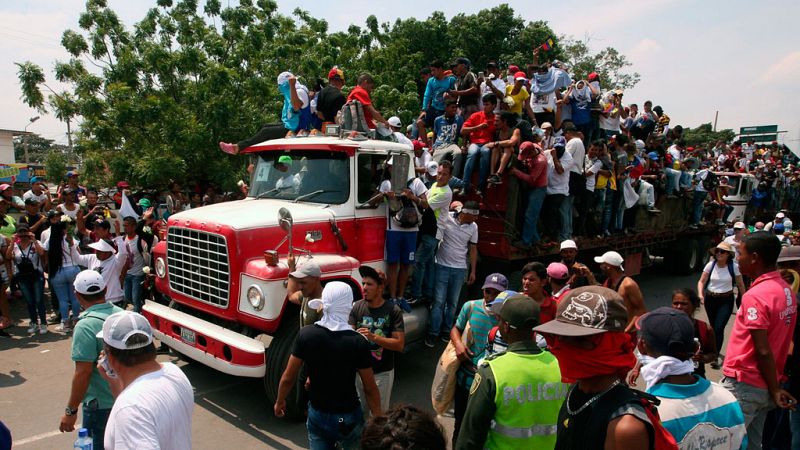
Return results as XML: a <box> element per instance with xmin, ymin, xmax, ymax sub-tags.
<box><xmin>648</xmin><ymin>376</ymin><xmax>747</xmax><ymax>450</ymax></box>
<box><xmin>455</xmin><ymin>300</ymin><xmax>498</xmax><ymax>387</ymax></box>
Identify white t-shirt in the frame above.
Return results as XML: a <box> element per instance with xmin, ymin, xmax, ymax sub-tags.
<box><xmin>585</xmin><ymin>158</ymin><xmax>603</xmax><ymax>192</ymax></box>
<box><xmin>703</xmin><ymin>260</ymin><xmax>740</xmax><ymax>294</ymax></box>
<box><xmin>566</xmin><ymin>137</ymin><xmax>586</xmax><ymax>175</ymax></box>
<box><xmin>23</xmin><ymin>189</ymin><xmax>48</xmax><ymax>204</ymax></box>
<box><xmin>722</xmin><ymin>235</ymin><xmax>741</xmax><ymax>258</ymax></box>
<box><xmin>394</xmin><ymin>132</ymin><xmax>413</xmax><ymax>147</ymax></box>
<box><xmin>12</xmin><ymin>242</ymin><xmax>43</xmax><ymax>273</ymax></box>
<box><xmin>414</xmin><ymin>151</ymin><xmax>432</xmax><ymax>173</ymax></box>
<box><xmin>121</xmin><ymin>235</ymin><xmax>149</xmax><ymax>276</ymax></box>
<box><xmin>546</xmin><ymin>149</ymin><xmax>573</xmax><ymax>195</ymax></box>
<box><xmin>667</xmin><ymin>145</ymin><xmax>682</xmax><ymax>167</ymax></box>
<box><xmin>275</xmin><ymin>173</ymin><xmax>300</xmax><ymax>190</ymax></box>
<box><xmin>379</xmin><ymin>177</ymin><xmax>428</xmax><ymax>232</ymax></box>
<box><xmin>72</xmin><ymin>245</ymin><xmax>129</xmax><ymax>303</ymax></box>
<box><xmin>435</xmin><ymin>212</ymin><xmax>478</xmax><ymax>269</ymax></box>
<box><xmin>598</xmin><ymin>110</ymin><xmax>620</xmax><ymax>132</ymax></box>
<box><xmin>694</xmin><ymin>169</ymin><xmax>709</xmax><ymax>192</ymax></box>
<box><xmin>43</xmin><ymin>238</ymin><xmax>78</xmax><ymax>268</ymax></box>
<box><xmin>530</xmin><ymin>91</ymin><xmax>557</xmax><ymax>113</ymax></box>
<box><xmin>105</xmin><ymin>362</ymin><xmax>193</xmax><ymax>450</ymax></box>
<box><xmin>480</xmin><ymin>78</ymin><xmax>506</xmax><ymax>113</ymax></box>
<box><xmin>57</xmin><ymin>203</ymin><xmax>80</xmax><ymax>219</ymax></box>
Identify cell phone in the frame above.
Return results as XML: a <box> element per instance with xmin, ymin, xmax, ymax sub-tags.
<box><xmin>99</xmin><ymin>355</ymin><xmax>117</xmax><ymax>378</ymax></box>
<box><xmin>478</xmin><ymin>71</ymin><xmax>484</xmax><ymax>79</ymax></box>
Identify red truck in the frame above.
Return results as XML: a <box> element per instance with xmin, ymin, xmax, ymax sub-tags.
<box><xmin>143</xmin><ymin>134</ymin><xmax>721</xmax><ymax>416</ymax></box>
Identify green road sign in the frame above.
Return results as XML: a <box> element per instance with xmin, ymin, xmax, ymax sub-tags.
<box><xmin>740</xmin><ymin>125</ymin><xmax>778</xmax><ymax>135</ymax></box>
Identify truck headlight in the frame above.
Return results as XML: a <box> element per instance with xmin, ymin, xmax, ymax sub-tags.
<box><xmin>155</xmin><ymin>257</ymin><xmax>166</xmax><ymax>278</ymax></box>
<box><xmin>247</xmin><ymin>285</ymin><xmax>265</xmax><ymax>311</ymax></box>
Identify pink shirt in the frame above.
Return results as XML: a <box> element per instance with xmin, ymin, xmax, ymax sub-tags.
<box><xmin>723</xmin><ymin>271</ymin><xmax>797</xmax><ymax>388</ymax></box>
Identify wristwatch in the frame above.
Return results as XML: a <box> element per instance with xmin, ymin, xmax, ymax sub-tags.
<box><xmin>65</xmin><ymin>406</ymin><xmax>78</xmax><ymax>416</ymax></box>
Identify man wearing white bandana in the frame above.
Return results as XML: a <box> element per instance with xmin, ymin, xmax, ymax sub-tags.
<box><xmin>637</xmin><ymin>307</ymin><xmax>746</xmax><ymax>450</ymax></box>
<box><xmin>275</xmin><ymin>281</ymin><xmax>381</xmax><ymax>449</ymax></box>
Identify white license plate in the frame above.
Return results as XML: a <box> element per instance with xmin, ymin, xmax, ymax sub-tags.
<box><xmin>180</xmin><ymin>327</ymin><xmax>196</xmax><ymax>346</ymax></box>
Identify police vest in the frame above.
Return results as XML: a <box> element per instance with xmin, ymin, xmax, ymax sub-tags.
<box><xmin>486</xmin><ymin>350</ymin><xmax>567</xmax><ymax>450</ymax></box>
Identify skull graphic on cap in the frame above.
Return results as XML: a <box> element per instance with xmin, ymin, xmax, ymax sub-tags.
<box><xmin>562</xmin><ymin>291</ymin><xmax>608</xmax><ymax>329</ymax></box>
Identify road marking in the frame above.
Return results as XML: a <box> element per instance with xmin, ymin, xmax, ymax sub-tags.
<box><xmin>14</xmin><ymin>429</ymin><xmax>70</xmax><ymax>446</ymax></box>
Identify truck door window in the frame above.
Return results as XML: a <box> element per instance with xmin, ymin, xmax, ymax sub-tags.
<box><xmin>249</xmin><ymin>151</ymin><xmax>350</xmax><ymax>204</ymax></box>
<box><xmin>357</xmin><ymin>153</ymin><xmax>391</xmax><ymax>205</ymax></box>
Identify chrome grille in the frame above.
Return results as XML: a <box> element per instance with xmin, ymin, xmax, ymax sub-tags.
<box><xmin>167</xmin><ymin>227</ymin><xmax>230</xmax><ymax>308</ymax></box>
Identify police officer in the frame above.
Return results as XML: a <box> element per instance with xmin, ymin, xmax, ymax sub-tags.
<box><xmin>456</xmin><ymin>293</ymin><xmax>568</xmax><ymax>450</ymax></box>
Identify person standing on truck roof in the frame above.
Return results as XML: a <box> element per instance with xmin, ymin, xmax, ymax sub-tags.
<box><xmin>349</xmin><ymin>266</ymin><xmax>404</xmax><ymax>417</ymax></box>
<box><xmin>418</xmin><ymin>59</ymin><xmax>456</xmax><ymax>146</ymax></box>
<box><xmin>387</xmin><ymin>116</ymin><xmax>413</xmax><ymax>147</ymax></box>
<box><xmin>448</xmin><ymin>273</ymin><xmax>507</xmax><ymax>447</ymax></box>
<box><xmin>275</xmin><ymin>281</ymin><xmax>381</xmax><ymax>448</ymax></box>
<box><xmin>219</xmin><ymin>71</ymin><xmax>313</xmax><ymax>154</ymax></box>
<box><xmin>456</xmin><ymin>293</ymin><xmax>567</xmax><ymax>450</ymax></box>
<box><xmin>595</xmin><ymin>251</ymin><xmax>647</xmax><ymax>333</ymax></box>
<box><xmin>408</xmin><ymin>160</ymin><xmax>453</xmax><ymax>306</ymax></box>
<box><xmin>447</xmin><ymin>57</ymin><xmax>480</xmax><ymax>120</ymax></box>
<box><xmin>287</xmin><ymin>257</ymin><xmax>324</xmax><ymax>327</ymax></box>
<box><xmin>315</xmin><ymin>66</ymin><xmax>347</xmax><ymax>124</ymax></box>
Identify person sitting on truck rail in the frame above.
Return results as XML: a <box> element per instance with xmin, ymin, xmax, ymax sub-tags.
<box><xmin>286</xmin><ymin>256</ymin><xmax>324</xmax><ymax>327</ymax></box>
<box><xmin>349</xmin><ymin>266</ymin><xmax>404</xmax><ymax>417</ymax></box>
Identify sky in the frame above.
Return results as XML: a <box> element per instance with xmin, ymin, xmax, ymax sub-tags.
<box><xmin>1</xmin><ymin>0</ymin><xmax>799</xmax><ymax>150</ymax></box>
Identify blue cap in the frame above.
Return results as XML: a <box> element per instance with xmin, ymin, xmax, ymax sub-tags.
<box><xmin>647</xmin><ymin>151</ymin><xmax>659</xmax><ymax>161</ymax></box>
<box><xmin>30</xmin><ymin>176</ymin><xmax>41</xmax><ymax>183</ymax></box>
<box><xmin>553</xmin><ymin>136</ymin><xmax>566</xmax><ymax>148</ymax></box>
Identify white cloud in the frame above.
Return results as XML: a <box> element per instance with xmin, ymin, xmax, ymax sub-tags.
<box><xmin>760</xmin><ymin>51</ymin><xmax>800</xmax><ymax>84</ymax></box>
<box><xmin>628</xmin><ymin>39</ymin><xmax>662</xmax><ymax>61</ymax></box>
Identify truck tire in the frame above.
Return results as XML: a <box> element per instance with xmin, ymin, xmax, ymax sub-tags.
<box><xmin>665</xmin><ymin>238</ymin><xmax>700</xmax><ymax>275</ymax></box>
<box><xmin>263</xmin><ymin>306</ymin><xmax>306</xmax><ymax>420</ymax></box>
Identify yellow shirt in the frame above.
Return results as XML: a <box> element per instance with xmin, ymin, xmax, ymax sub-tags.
<box><xmin>504</xmin><ymin>85</ymin><xmax>530</xmax><ymax>115</ymax></box>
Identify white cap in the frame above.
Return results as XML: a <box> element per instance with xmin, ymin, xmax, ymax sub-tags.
<box><xmin>560</xmin><ymin>239</ymin><xmax>577</xmax><ymax>251</ymax></box>
<box><xmin>96</xmin><ymin>311</ymin><xmax>154</xmax><ymax>350</ymax></box>
<box><xmin>541</xmin><ymin>122</ymin><xmax>553</xmax><ymax>129</ymax></box>
<box><xmin>635</xmin><ymin>140</ymin><xmax>645</xmax><ymax>150</ymax></box>
<box><xmin>594</xmin><ymin>251</ymin><xmax>625</xmax><ymax>269</ymax></box>
<box><xmin>426</xmin><ymin>160</ymin><xmax>439</xmax><ymax>177</ymax></box>
<box><xmin>289</xmin><ymin>259</ymin><xmax>322</xmax><ymax>279</ymax></box>
<box><xmin>387</xmin><ymin>116</ymin><xmax>402</xmax><ymax>128</ymax></box>
<box><xmin>733</xmin><ymin>221</ymin><xmax>746</xmax><ymax>229</ymax></box>
<box><xmin>88</xmin><ymin>239</ymin><xmax>116</xmax><ymax>254</ymax></box>
<box><xmin>777</xmin><ymin>212</ymin><xmax>786</xmax><ymax>219</ymax></box>
<box><xmin>74</xmin><ymin>269</ymin><xmax>107</xmax><ymax>295</ymax></box>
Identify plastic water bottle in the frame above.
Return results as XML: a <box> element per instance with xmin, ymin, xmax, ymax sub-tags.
<box><xmin>74</xmin><ymin>428</ymin><xmax>92</xmax><ymax>450</ymax></box>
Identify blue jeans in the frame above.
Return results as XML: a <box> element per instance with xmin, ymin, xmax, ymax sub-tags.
<box><xmin>19</xmin><ymin>273</ymin><xmax>46</xmax><ymax>325</ymax></box>
<box><xmin>429</xmin><ymin>264</ymin><xmax>467</xmax><ymax>337</ymax></box>
<box><xmin>83</xmin><ymin>400</ymin><xmax>111</xmax><ymax>450</ymax></box>
<box><xmin>409</xmin><ymin>235</ymin><xmax>438</xmax><ymax>299</ymax></box>
<box><xmin>51</xmin><ymin>266</ymin><xmax>80</xmax><ymax>323</ymax></box>
<box><xmin>595</xmin><ymin>187</ymin><xmax>614</xmax><ymax>234</ymax></box>
<box><xmin>691</xmin><ymin>190</ymin><xmax>708</xmax><ymax>225</ymax></box>
<box><xmin>124</xmin><ymin>273</ymin><xmax>146</xmax><ymax>312</ymax></box>
<box><xmin>462</xmin><ymin>143</ymin><xmax>490</xmax><ymax>192</ymax></box>
<box><xmin>522</xmin><ymin>187</ymin><xmax>547</xmax><ymax>244</ymax></box>
<box><xmin>792</xmin><ymin>409</ymin><xmax>800</xmax><ymax>450</ymax></box>
<box><xmin>307</xmin><ymin>404</ymin><xmax>363</xmax><ymax>450</ymax></box>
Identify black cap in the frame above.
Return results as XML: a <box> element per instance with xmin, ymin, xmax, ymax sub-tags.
<box><xmin>453</xmin><ymin>57</ymin><xmax>471</xmax><ymax>67</ymax></box>
<box><xmin>636</xmin><ymin>307</ymin><xmax>695</xmax><ymax>359</ymax></box>
<box><xmin>499</xmin><ymin>293</ymin><xmax>540</xmax><ymax>330</ymax></box>
<box><xmin>358</xmin><ymin>266</ymin><xmax>386</xmax><ymax>284</ymax></box>
<box><xmin>24</xmin><ymin>197</ymin><xmax>39</xmax><ymax>206</ymax></box>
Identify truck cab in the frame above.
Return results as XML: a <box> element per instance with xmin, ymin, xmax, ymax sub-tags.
<box><xmin>142</xmin><ymin>136</ymin><xmax>429</xmax><ymax>415</ymax></box>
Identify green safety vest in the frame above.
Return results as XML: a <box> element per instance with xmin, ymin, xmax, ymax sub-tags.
<box><xmin>485</xmin><ymin>351</ymin><xmax>567</xmax><ymax>450</ymax></box>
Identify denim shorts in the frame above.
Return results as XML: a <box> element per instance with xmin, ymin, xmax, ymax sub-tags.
<box><xmin>385</xmin><ymin>230</ymin><xmax>416</xmax><ymax>264</ymax></box>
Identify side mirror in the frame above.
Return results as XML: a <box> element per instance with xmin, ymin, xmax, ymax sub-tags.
<box><xmin>278</xmin><ymin>207</ymin><xmax>293</xmax><ymax>233</ymax></box>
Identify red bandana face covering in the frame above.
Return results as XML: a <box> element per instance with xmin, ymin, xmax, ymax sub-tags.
<box><xmin>548</xmin><ymin>332</ymin><xmax>637</xmax><ymax>383</ymax></box>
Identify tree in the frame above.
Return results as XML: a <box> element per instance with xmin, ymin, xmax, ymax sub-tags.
<box><xmin>559</xmin><ymin>37</ymin><xmax>640</xmax><ymax>90</ymax></box>
<box><xmin>682</xmin><ymin>123</ymin><xmax>736</xmax><ymax>149</ymax></box>
<box><xmin>16</xmin><ymin>2</ymin><xmax>638</xmax><ymax>189</ymax></box>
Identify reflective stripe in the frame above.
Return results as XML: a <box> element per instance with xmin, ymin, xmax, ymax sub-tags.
<box><xmin>490</xmin><ymin>420</ymin><xmax>557</xmax><ymax>438</ymax></box>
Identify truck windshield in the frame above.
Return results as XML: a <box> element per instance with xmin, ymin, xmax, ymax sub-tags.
<box><xmin>248</xmin><ymin>150</ymin><xmax>350</xmax><ymax>204</ymax></box>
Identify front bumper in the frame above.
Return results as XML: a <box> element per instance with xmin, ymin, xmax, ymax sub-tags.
<box><xmin>142</xmin><ymin>300</ymin><xmax>266</xmax><ymax>378</ymax></box>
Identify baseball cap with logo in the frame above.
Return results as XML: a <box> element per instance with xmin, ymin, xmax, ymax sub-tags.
<box><xmin>498</xmin><ymin>293</ymin><xmax>540</xmax><ymax>330</ymax></box>
<box><xmin>290</xmin><ymin>259</ymin><xmax>322</xmax><ymax>279</ymax></box>
<box><xmin>594</xmin><ymin>251</ymin><xmax>624</xmax><ymax>269</ymax></box>
<box><xmin>636</xmin><ymin>307</ymin><xmax>695</xmax><ymax>358</ymax></box>
<box><xmin>96</xmin><ymin>311</ymin><xmax>154</xmax><ymax>350</ymax></box>
<box><xmin>73</xmin><ymin>269</ymin><xmax>107</xmax><ymax>295</ymax></box>
<box><xmin>387</xmin><ymin>116</ymin><xmax>403</xmax><ymax>128</ymax></box>
<box><xmin>482</xmin><ymin>273</ymin><xmax>509</xmax><ymax>292</ymax></box>
<box><xmin>533</xmin><ymin>286</ymin><xmax>629</xmax><ymax>336</ymax></box>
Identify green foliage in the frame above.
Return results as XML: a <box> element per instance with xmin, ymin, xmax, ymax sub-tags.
<box><xmin>17</xmin><ymin>4</ymin><xmax>639</xmax><ymax>189</ymax></box>
<box><xmin>682</xmin><ymin>123</ymin><xmax>736</xmax><ymax>149</ymax></box>
<box><xmin>13</xmin><ymin>134</ymin><xmax>76</xmax><ymax>166</ymax></box>
<box><xmin>559</xmin><ymin>37</ymin><xmax>640</xmax><ymax>89</ymax></box>
<box><xmin>44</xmin><ymin>148</ymin><xmax>68</xmax><ymax>185</ymax></box>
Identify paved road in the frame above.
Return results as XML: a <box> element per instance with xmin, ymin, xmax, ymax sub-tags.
<box><xmin>1</xmin><ymin>265</ymin><xmax>726</xmax><ymax>449</ymax></box>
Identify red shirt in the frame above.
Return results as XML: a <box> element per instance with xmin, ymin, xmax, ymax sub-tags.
<box><xmin>723</xmin><ymin>271</ymin><xmax>797</xmax><ymax>387</ymax></box>
<box><xmin>463</xmin><ymin>111</ymin><xmax>496</xmax><ymax>145</ymax></box>
<box><xmin>347</xmin><ymin>86</ymin><xmax>374</xmax><ymax>128</ymax></box>
<box><xmin>512</xmin><ymin>150</ymin><xmax>548</xmax><ymax>188</ymax></box>
<box><xmin>539</xmin><ymin>295</ymin><xmax>558</xmax><ymax>324</ymax></box>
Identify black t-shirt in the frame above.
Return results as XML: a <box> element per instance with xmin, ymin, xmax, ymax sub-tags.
<box><xmin>292</xmin><ymin>324</ymin><xmax>371</xmax><ymax>413</ymax></box>
<box><xmin>349</xmin><ymin>300</ymin><xmax>405</xmax><ymax>374</ymax></box>
<box><xmin>455</xmin><ymin>72</ymin><xmax>479</xmax><ymax>107</ymax></box>
<box><xmin>17</xmin><ymin>213</ymin><xmax>47</xmax><ymax>240</ymax></box>
<box><xmin>316</xmin><ymin>86</ymin><xmax>346</xmax><ymax>123</ymax></box>
<box><xmin>515</xmin><ymin>119</ymin><xmax>535</xmax><ymax>145</ymax></box>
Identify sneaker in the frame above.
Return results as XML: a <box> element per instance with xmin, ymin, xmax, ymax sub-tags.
<box><xmin>440</xmin><ymin>335</ymin><xmax>450</xmax><ymax>343</ymax></box>
<box><xmin>39</xmin><ymin>324</ymin><xmax>47</xmax><ymax>335</ymax></box>
<box><xmin>47</xmin><ymin>314</ymin><xmax>61</xmax><ymax>325</ymax></box>
<box><xmin>488</xmin><ymin>174</ymin><xmax>502</xmax><ymax>184</ymax></box>
<box><xmin>647</xmin><ymin>207</ymin><xmax>661</xmax><ymax>213</ymax></box>
<box><xmin>55</xmin><ymin>323</ymin><xmax>71</xmax><ymax>332</ymax></box>
<box><xmin>424</xmin><ymin>336</ymin><xmax>436</xmax><ymax>348</ymax></box>
<box><xmin>218</xmin><ymin>142</ymin><xmax>238</xmax><ymax>155</ymax></box>
<box><xmin>710</xmin><ymin>356</ymin><xmax>721</xmax><ymax>370</ymax></box>
<box><xmin>27</xmin><ymin>323</ymin><xmax>37</xmax><ymax>334</ymax></box>
<box><xmin>395</xmin><ymin>298</ymin><xmax>412</xmax><ymax>313</ymax></box>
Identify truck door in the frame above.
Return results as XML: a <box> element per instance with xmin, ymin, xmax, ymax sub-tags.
<box><xmin>354</xmin><ymin>151</ymin><xmax>391</xmax><ymax>264</ymax></box>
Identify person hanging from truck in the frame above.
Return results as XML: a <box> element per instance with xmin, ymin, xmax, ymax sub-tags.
<box><xmin>286</xmin><ymin>257</ymin><xmax>324</xmax><ymax>327</ymax></box>
<box><xmin>510</xmin><ymin>140</ymin><xmax>548</xmax><ymax>249</ymax></box>
<box><xmin>219</xmin><ymin>71</ymin><xmax>313</xmax><ymax>155</ymax></box>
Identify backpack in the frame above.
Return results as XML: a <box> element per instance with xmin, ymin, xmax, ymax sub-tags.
<box><xmin>387</xmin><ymin>179</ymin><xmax>422</xmax><ymax>228</ymax></box>
<box><xmin>703</xmin><ymin>259</ymin><xmax>735</xmax><ymax>293</ymax></box>
<box><xmin>701</xmin><ymin>171</ymin><xmax>719</xmax><ymax>191</ymax></box>
<box><xmin>15</xmin><ymin>244</ymin><xmax>37</xmax><ymax>279</ymax></box>
<box><xmin>337</xmin><ymin>100</ymin><xmax>370</xmax><ymax>133</ymax></box>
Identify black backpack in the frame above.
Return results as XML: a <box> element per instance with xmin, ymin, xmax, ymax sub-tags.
<box><xmin>389</xmin><ymin>179</ymin><xmax>422</xmax><ymax>228</ymax></box>
<box><xmin>15</xmin><ymin>244</ymin><xmax>37</xmax><ymax>279</ymax></box>
<box><xmin>702</xmin><ymin>171</ymin><xmax>719</xmax><ymax>191</ymax></box>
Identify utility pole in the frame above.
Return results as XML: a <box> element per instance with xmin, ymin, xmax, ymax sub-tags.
<box><xmin>23</xmin><ymin>116</ymin><xmax>40</xmax><ymax>164</ymax></box>
<box><xmin>713</xmin><ymin>110</ymin><xmax>718</xmax><ymax>132</ymax></box>
<box><xmin>66</xmin><ymin>117</ymin><xmax>73</xmax><ymax>150</ymax></box>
